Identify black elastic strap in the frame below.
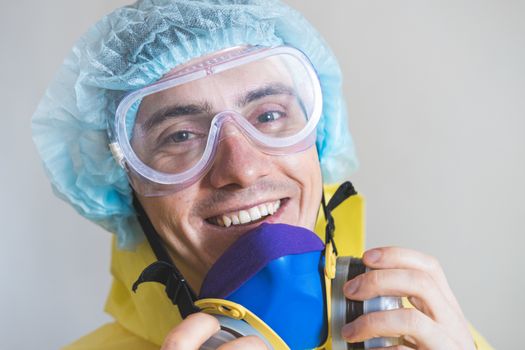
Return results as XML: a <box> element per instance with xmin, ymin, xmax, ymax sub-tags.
<box><xmin>132</xmin><ymin>193</ymin><xmax>199</xmax><ymax>318</ymax></box>
<box><xmin>322</xmin><ymin>181</ymin><xmax>358</xmax><ymax>256</ymax></box>
<box><xmin>132</xmin><ymin>194</ymin><xmax>173</xmax><ymax>264</ymax></box>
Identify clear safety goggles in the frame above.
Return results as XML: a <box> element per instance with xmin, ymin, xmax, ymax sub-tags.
<box><xmin>109</xmin><ymin>46</ymin><xmax>323</xmax><ymax>196</ymax></box>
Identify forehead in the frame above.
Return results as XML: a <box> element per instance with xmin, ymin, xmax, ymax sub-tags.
<box><xmin>136</xmin><ymin>56</ymin><xmax>294</xmax><ymax>122</ymax></box>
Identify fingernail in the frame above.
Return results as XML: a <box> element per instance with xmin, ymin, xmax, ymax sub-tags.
<box><xmin>365</xmin><ymin>249</ymin><xmax>382</xmax><ymax>263</ymax></box>
<box><xmin>341</xmin><ymin>323</ymin><xmax>355</xmax><ymax>340</ymax></box>
<box><xmin>344</xmin><ymin>279</ymin><xmax>360</xmax><ymax>295</ymax></box>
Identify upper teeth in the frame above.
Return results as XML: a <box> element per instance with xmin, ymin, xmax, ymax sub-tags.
<box><xmin>214</xmin><ymin>200</ymin><xmax>281</xmax><ymax>227</ymax></box>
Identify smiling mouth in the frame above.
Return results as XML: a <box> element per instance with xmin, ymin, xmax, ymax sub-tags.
<box><xmin>206</xmin><ymin>198</ymin><xmax>285</xmax><ymax>228</ymax></box>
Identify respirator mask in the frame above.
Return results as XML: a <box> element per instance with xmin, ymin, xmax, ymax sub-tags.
<box><xmin>195</xmin><ymin>182</ymin><xmax>403</xmax><ymax>350</ymax></box>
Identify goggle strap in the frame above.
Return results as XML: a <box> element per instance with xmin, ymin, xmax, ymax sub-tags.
<box><xmin>132</xmin><ymin>192</ymin><xmax>200</xmax><ymax>318</ymax></box>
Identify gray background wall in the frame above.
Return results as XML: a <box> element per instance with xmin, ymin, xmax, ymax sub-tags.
<box><xmin>2</xmin><ymin>0</ymin><xmax>523</xmax><ymax>348</ymax></box>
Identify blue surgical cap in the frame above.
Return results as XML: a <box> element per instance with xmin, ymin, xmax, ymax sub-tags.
<box><xmin>32</xmin><ymin>0</ymin><xmax>358</xmax><ymax>249</ymax></box>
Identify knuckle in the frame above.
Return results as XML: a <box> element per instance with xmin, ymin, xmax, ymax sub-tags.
<box><xmin>368</xmin><ymin>270</ymin><xmax>382</xmax><ymax>289</ymax></box>
<box><xmin>358</xmin><ymin>311</ymin><xmax>390</xmax><ymax>339</ymax></box>
<box><xmin>426</xmin><ymin>254</ymin><xmax>442</xmax><ymax>273</ymax></box>
<box><xmin>411</xmin><ymin>270</ymin><xmax>433</xmax><ymax>292</ymax></box>
<box><xmin>163</xmin><ymin>327</ymin><xmax>184</xmax><ymax>346</ymax></box>
<box><xmin>357</xmin><ymin>312</ymin><xmax>375</xmax><ymax>331</ymax></box>
<box><xmin>360</xmin><ymin>311</ymin><xmax>387</xmax><ymax>336</ymax></box>
<box><xmin>403</xmin><ymin>308</ymin><xmax>426</xmax><ymax>332</ymax></box>
<box><xmin>162</xmin><ymin>336</ymin><xmax>190</xmax><ymax>350</ymax></box>
<box><xmin>373</xmin><ymin>310</ymin><xmax>390</xmax><ymax>327</ymax></box>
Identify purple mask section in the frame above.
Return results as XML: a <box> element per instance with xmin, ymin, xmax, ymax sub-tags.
<box><xmin>199</xmin><ymin>223</ymin><xmax>324</xmax><ymax>299</ymax></box>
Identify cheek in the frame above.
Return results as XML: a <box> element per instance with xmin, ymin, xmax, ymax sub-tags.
<box><xmin>279</xmin><ymin>147</ymin><xmax>323</xmax><ymax>226</ymax></box>
<box><xmin>139</xmin><ymin>190</ymin><xmax>196</xmax><ymax>235</ymax></box>
<box><xmin>283</xmin><ymin>147</ymin><xmax>322</xmax><ymax>186</ymax></box>
<box><xmin>303</xmin><ymin>149</ymin><xmax>323</xmax><ymax>222</ymax></box>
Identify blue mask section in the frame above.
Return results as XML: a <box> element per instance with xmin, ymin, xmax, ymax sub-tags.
<box><xmin>199</xmin><ymin>223</ymin><xmax>328</xmax><ymax>349</ymax></box>
<box><xmin>225</xmin><ymin>251</ymin><xmax>327</xmax><ymax>349</ymax></box>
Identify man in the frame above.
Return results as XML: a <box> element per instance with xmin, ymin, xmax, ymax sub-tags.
<box><xmin>32</xmin><ymin>0</ymin><xmax>492</xmax><ymax>349</ymax></box>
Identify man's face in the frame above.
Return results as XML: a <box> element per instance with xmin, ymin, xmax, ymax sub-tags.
<box><xmin>134</xmin><ymin>54</ymin><xmax>323</xmax><ymax>292</ymax></box>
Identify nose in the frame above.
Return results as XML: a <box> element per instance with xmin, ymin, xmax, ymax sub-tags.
<box><xmin>207</xmin><ymin>123</ymin><xmax>271</xmax><ymax>189</ymax></box>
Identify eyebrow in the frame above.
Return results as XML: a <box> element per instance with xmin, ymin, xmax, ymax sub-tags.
<box><xmin>142</xmin><ymin>102</ymin><xmax>213</xmax><ymax>132</ymax></box>
<box><xmin>236</xmin><ymin>82</ymin><xmax>297</xmax><ymax>108</ymax></box>
<box><xmin>141</xmin><ymin>82</ymin><xmax>297</xmax><ymax>133</ymax></box>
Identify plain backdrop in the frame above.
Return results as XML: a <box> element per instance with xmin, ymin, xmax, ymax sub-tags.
<box><xmin>2</xmin><ymin>0</ymin><xmax>524</xmax><ymax>348</ymax></box>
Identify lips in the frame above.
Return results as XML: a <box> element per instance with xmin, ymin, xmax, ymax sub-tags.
<box><xmin>206</xmin><ymin>199</ymin><xmax>284</xmax><ymax>227</ymax></box>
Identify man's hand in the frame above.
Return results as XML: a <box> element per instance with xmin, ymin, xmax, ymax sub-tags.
<box><xmin>342</xmin><ymin>247</ymin><xmax>476</xmax><ymax>350</ymax></box>
<box><xmin>161</xmin><ymin>313</ymin><xmax>268</xmax><ymax>350</ymax></box>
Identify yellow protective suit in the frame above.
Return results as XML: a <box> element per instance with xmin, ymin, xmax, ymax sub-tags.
<box><xmin>64</xmin><ymin>186</ymin><xmax>493</xmax><ymax>350</ymax></box>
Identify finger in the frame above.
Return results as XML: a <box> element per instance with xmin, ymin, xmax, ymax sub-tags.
<box><xmin>161</xmin><ymin>313</ymin><xmax>220</xmax><ymax>350</ymax></box>
<box><xmin>362</xmin><ymin>247</ymin><xmax>461</xmax><ymax>312</ymax></box>
<box><xmin>341</xmin><ymin>308</ymin><xmax>457</xmax><ymax>350</ymax></box>
<box><xmin>216</xmin><ymin>335</ymin><xmax>268</xmax><ymax>350</ymax></box>
<box><xmin>343</xmin><ymin>269</ymin><xmax>452</xmax><ymax>321</ymax></box>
